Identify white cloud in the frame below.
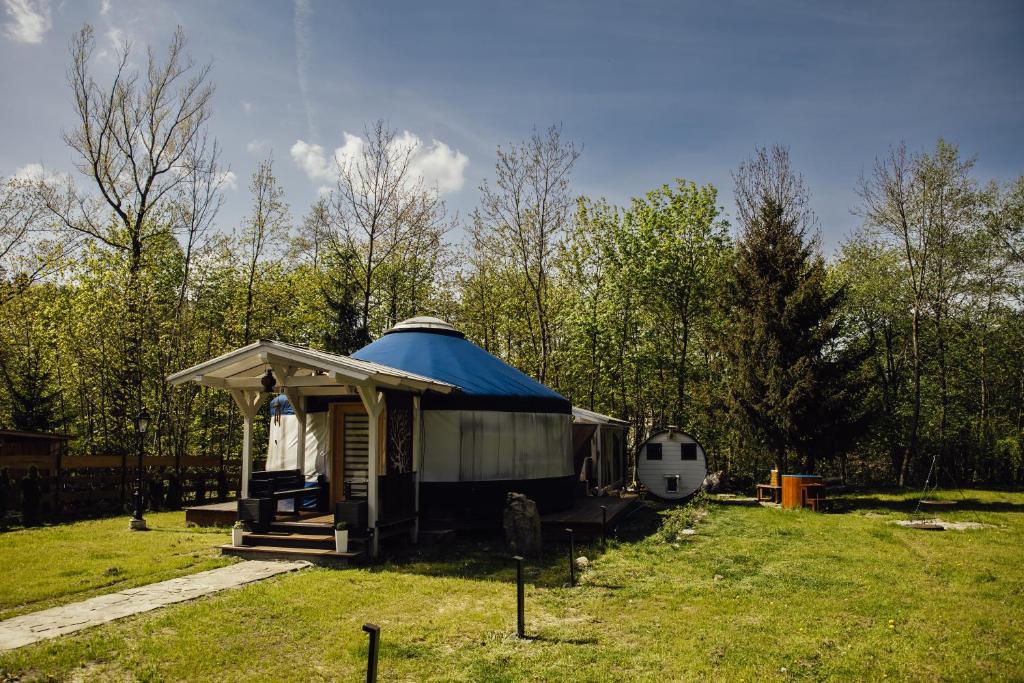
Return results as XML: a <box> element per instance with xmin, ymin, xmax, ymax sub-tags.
<box><xmin>290</xmin><ymin>131</ymin><xmax>468</xmax><ymax>195</ymax></box>
<box><xmin>246</xmin><ymin>139</ymin><xmax>269</xmax><ymax>155</ymax></box>
<box><xmin>100</xmin><ymin>0</ymin><xmax>111</xmax><ymax>15</ymax></box>
<box><xmin>217</xmin><ymin>170</ymin><xmax>238</xmax><ymax>191</ymax></box>
<box><xmin>2</xmin><ymin>0</ymin><xmax>51</xmax><ymax>44</ymax></box>
<box><xmin>241</xmin><ymin>101</ymin><xmax>253</xmax><ymax>115</ymax></box>
<box><xmin>12</xmin><ymin>163</ymin><xmax>66</xmax><ymax>184</ymax></box>
<box><xmin>106</xmin><ymin>26</ymin><xmax>124</xmax><ymax>48</ymax></box>
<box><xmin>289</xmin><ymin>139</ymin><xmax>333</xmax><ymax>183</ymax></box>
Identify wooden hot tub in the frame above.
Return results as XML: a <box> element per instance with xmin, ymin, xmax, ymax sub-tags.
<box><xmin>781</xmin><ymin>474</ymin><xmax>822</xmax><ymax>510</ymax></box>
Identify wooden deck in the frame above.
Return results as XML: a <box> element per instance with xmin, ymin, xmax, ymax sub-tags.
<box><xmin>184</xmin><ymin>500</ymin><xmax>236</xmax><ymax>527</ymax></box>
<box><xmin>540</xmin><ymin>495</ymin><xmax>640</xmax><ymax>536</ymax></box>
<box><xmin>184</xmin><ymin>501</ymin><xmax>332</xmax><ymax>528</ymax></box>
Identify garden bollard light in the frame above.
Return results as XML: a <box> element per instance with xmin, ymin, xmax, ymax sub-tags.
<box><xmin>566</xmin><ymin>528</ymin><xmax>575</xmax><ymax>587</ymax></box>
<box><xmin>513</xmin><ymin>555</ymin><xmax>525</xmax><ymax>638</ymax></box>
<box><xmin>363</xmin><ymin>623</ymin><xmax>380</xmax><ymax>683</ymax></box>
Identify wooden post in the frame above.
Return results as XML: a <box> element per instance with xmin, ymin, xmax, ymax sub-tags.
<box><xmin>231</xmin><ymin>389</ymin><xmax>263</xmax><ymax>500</ymax></box>
<box><xmin>241</xmin><ymin>413</ymin><xmax>253</xmax><ymax>499</ymax></box>
<box><xmin>288</xmin><ymin>394</ymin><xmax>307</xmax><ymax>481</ymax></box>
<box><xmin>411</xmin><ymin>394</ymin><xmax>421</xmax><ymax>543</ymax></box>
<box><xmin>357</xmin><ymin>386</ymin><xmax>384</xmax><ymax>559</ymax></box>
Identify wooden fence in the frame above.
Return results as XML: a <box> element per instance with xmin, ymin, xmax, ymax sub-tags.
<box><xmin>0</xmin><ymin>453</ymin><xmax>241</xmax><ymax>523</ymax></box>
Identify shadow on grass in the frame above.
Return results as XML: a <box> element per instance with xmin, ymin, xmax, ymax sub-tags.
<box><xmin>369</xmin><ymin>504</ymin><xmax>665</xmax><ymax>588</ymax></box>
<box><xmin>520</xmin><ymin>634</ymin><xmax>599</xmax><ymax>645</ymax></box>
<box><xmin>828</xmin><ymin>492</ymin><xmax>1024</xmax><ymax>515</ymax></box>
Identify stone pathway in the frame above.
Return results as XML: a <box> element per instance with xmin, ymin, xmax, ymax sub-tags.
<box><xmin>0</xmin><ymin>560</ymin><xmax>308</xmax><ymax>651</ymax></box>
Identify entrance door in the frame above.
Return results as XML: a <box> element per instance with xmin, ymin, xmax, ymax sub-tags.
<box><xmin>330</xmin><ymin>403</ymin><xmax>370</xmax><ymax>504</ymax></box>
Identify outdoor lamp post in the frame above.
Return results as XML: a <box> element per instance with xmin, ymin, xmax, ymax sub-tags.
<box><xmin>129</xmin><ymin>407</ymin><xmax>151</xmax><ymax>531</ymax></box>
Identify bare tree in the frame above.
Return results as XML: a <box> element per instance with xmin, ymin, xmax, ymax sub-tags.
<box><xmin>55</xmin><ymin>25</ymin><xmax>215</xmax><ymax>272</ymax></box>
<box><xmin>239</xmin><ymin>157</ymin><xmax>290</xmax><ymax>344</ymax></box>
<box><xmin>858</xmin><ymin>144</ymin><xmax>925</xmax><ymax>485</ymax></box>
<box><xmin>39</xmin><ymin>24</ymin><xmax>216</xmax><ymax>418</ymax></box>
<box><xmin>319</xmin><ymin>120</ymin><xmax>450</xmax><ymax>335</ymax></box>
<box><xmin>0</xmin><ymin>177</ymin><xmax>67</xmax><ymax>303</ymax></box>
<box><xmin>471</xmin><ymin>124</ymin><xmax>580</xmax><ymax>382</ymax></box>
<box><xmin>733</xmin><ymin>144</ymin><xmax>816</xmax><ymax>236</ymax></box>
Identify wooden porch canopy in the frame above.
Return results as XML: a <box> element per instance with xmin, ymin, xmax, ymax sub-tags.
<box><xmin>167</xmin><ymin>339</ymin><xmax>455</xmax><ymax>554</ymax></box>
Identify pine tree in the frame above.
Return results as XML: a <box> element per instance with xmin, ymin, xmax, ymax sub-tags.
<box><xmin>722</xmin><ymin>197</ymin><xmax>867</xmax><ymax>473</ymax></box>
<box><xmin>1</xmin><ymin>345</ymin><xmax>60</xmax><ymax>433</ymax></box>
<box><xmin>322</xmin><ymin>249</ymin><xmax>370</xmax><ymax>355</ymax></box>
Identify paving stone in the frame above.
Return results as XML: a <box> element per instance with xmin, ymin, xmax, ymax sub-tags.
<box><xmin>0</xmin><ymin>560</ymin><xmax>308</xmax><ymax>652</ymax></box>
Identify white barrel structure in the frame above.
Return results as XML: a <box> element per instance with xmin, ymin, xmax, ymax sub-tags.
<box><xmin>635</xmin><ymin>428</ymin><xmax>707</xmax><ymax>500</ymax></box>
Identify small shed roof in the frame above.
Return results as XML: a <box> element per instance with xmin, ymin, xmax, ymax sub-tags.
<box><xmin>572</xmin><ymin>406</ymin><xmax>630</xmax><ymax>427</ymax></box>
<box><xmin>166</xmin><ymin>339</ymin><xmax>456</xmax><ymax>395</ymax></box>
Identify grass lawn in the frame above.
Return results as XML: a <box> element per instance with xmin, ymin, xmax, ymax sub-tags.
<box><xmin>0</xmin><ymin>512</ymin><xmax>234</xmax><ymax>620</ymax></box>
<box><xmin>1</xmin><ymin>489</ymin><xmax>1022</xmax><ymax>681</ymax></box>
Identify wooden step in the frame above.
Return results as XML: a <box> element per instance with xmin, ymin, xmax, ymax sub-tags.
<box><xmin>268</xmin><ymin>520</ymin><xmax>336</xmax><ymax>535</ymax></box>
<box><xmin>243</xmin><ymin>532</ymin><xmax>335</xmax><ymax>550</ymax></box>
<box><xmin>220</xmin><ymin>544</ymin><xmax>363</xmax><ymax>567</ymax></box>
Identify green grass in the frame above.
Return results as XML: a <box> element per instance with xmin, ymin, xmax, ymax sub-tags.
<box><xmin>0</xmin><ymin>512</ymin><xmax>234</xmax><ymax>620</ymax></box>
<box><xmin>2</xmin><ymin>489</ymin><xmax>1023</xmax><ymax>681</ymax></box>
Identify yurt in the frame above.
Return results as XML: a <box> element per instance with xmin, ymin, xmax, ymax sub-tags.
<box><xmin>635</xmin><ymin>428</ymin><xmax>707</xmax><ymax>500</ymax></box>
<box><xmin>168</xmin><ymin>316</ymin><xmax>575</xmax><ymax>556</ymax></box>
<box><xmin>351</xmin><ymin>317</ymin><xmax>575</xmax><ymax>521</ymax></box>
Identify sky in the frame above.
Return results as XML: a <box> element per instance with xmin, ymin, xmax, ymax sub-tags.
<box><xmin>1</xmin><ymin>0</ymin><xmax>1022</xmax><ymax>253</ymax></box>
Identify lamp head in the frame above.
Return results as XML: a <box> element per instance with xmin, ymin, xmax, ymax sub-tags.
<box><xmin>135</xmin><ymin>407</ymin><xmax>151</xmax><ymax>435</ymax></box>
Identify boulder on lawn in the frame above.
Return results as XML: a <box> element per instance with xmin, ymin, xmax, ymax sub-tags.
<box><xmin>701</xmin><ymin>471</ymin><xmax>723</xmax><ymax>493</ymax></box>
<box><xmin>503</xmin><ymin>492</ymin><xmax>542</xmax><ymax>558</ymax></box>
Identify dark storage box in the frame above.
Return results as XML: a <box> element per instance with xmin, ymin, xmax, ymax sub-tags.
<box><xmin>335</xmin><ymin>500</ymin><xmax>368</xmax><ymax>533</ymax></box>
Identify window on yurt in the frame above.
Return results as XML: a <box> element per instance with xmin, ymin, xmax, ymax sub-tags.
<box><xmin>681</xmin><ymin>443</ymin><xmax>698</xmax><ymax>460</ymax></box>
<box><xmin>666</xmin><ymin>476</ymin><xmax>678</xmax><ymax>493</ymax></box>
<box><xmin>647</xmin><ymin>443</ymin><xmax>662</xmax><ymax>460</ymax></box>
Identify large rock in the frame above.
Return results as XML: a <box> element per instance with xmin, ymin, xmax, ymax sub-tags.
<box><xmin>701</xmin><ymin>471</ymin><xmax>723</xmax><ymax>493</ymax></box>
<box><xmin>503</xmin><ymin>492</ymin><xmax>542</xmax><ymax>558</ymax></box>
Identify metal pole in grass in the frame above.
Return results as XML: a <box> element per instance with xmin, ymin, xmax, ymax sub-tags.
<box><xmin>363</xmin><ymin>623</ymin><xmax>380</xmax><ymax>683</ymax></box>
<box><xmin>566</xmin><ymin>528</ymin><xmax>575</xmax><ymax>587</ymax></box>
<box><xmin>513</xmin><ymin>555</ymin><xmax>525</xmax><ymax>638</ymax></box>
<box><xmin>600</xmin><ymin>505</ymin><xmax>607</xmax><ymax>549</ymax></box>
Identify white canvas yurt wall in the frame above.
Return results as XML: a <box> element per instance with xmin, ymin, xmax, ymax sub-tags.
<box><xmin>265</xmin><ymin>395</ymin><xmax>329</xmax><ymax>482</ymax></box>
<box><xmin>636</xmin><ymin>428</ymin><xmax>707</xmax><ymax>500</ymax></box>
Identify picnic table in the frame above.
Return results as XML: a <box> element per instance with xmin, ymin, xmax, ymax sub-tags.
<box><xmin>755</xmin><ymin>483</ymin><xmax>782</xmax><ymax>504</ymax></box>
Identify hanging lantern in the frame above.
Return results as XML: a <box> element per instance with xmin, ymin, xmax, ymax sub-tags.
<box><xmin>261</xmin><ymin>368</ymin><xmax>277</xmax><ymax>393</ymax></box>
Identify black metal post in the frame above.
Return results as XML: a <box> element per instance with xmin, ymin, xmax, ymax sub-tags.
<box><xmin>363</xmin><ymin>623</ymin><xmax>380</xmax><ymax>683</ymax></box>
<box><xmin>566</xmin><ymin>528</ymin><xmax>575</xmax><ymax>587</ymax></box>
<box><xmin>131</xmin><ymin>432</ymin><xmax>145</xmax><ymax>525</ymax></box>
<box><xmin>600</xmin><ymin>505</ymin><xmax>607</xmax><ymax>549</ymax></box>
<box><xmin>513</xmin><ymin>555</ymin><xmax>525</xmax><ymax>638</ymax></box>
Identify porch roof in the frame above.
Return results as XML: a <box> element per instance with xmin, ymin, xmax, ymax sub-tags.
<box><xmin>166</xmin><ymin>339</ymin><xmax>457</xmax><ymax>395</ymax></box>
<box><xmin>572</xmin><ymin>406</ymin><xmax>630</xmax><ymax>427</ymax></box>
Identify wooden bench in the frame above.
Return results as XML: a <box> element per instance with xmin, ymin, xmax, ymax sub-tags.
<box><xmin>801</xmin><ymin>483</ymin><xmax>827</xmax><ymax>512</ymax></box>
<box><xmin>238</xmin><ymin>470</ymin><xmax>327</xmax><ymax>531</ymax></box>
<box><xmin>756</xmin><ymin>484</ymin><xmax>782</xmax><ymax>504</ymax></box>
<box><xmin>249</xmin><ymin>469</ymin><xmax>326</xmax><ymax>514</ymax></box>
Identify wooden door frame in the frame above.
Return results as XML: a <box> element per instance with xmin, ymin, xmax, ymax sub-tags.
<box><xmin>329</xmin><ymin>402</ymin><xmax>369</xmax><ymax>505</ymax></box>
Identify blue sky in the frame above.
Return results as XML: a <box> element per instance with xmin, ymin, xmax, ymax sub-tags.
<box><xmin>1</xmin><ymin>0</ymin><xmax>1022</xmax><ymax>252</ymax></box>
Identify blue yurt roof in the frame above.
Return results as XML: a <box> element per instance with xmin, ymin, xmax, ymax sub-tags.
<box><xmin>351</xmin><ymin>317</ymin><xmax>571</xmax><ymax>413</ymax></box>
